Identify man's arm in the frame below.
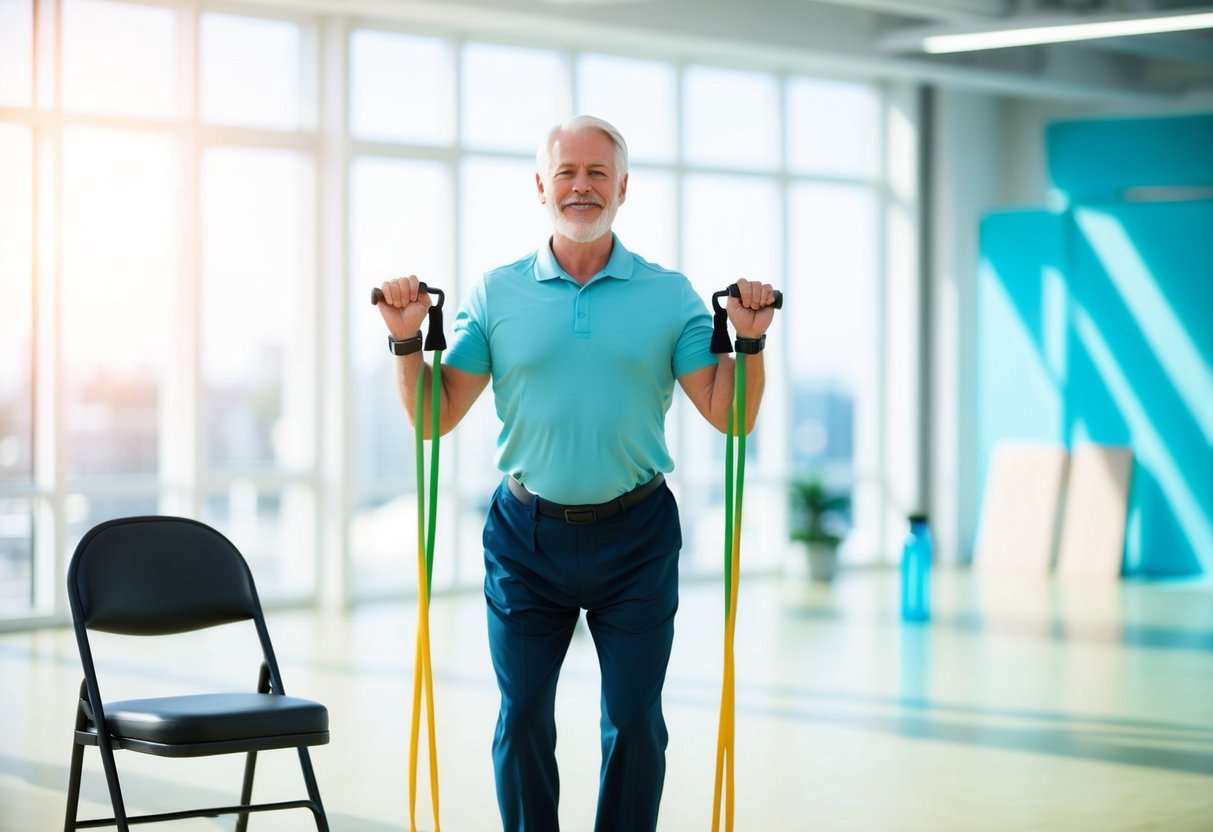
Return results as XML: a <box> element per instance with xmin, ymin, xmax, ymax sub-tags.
<box><xmin>677</xmin><ymin>277</ymin><xmax>775</xmax><ymax>435</ymax></box>
<box><xmin>678</xmin><ymin>354</ymin><xmax>766</xmax><ymax>435</ymax></box>
<box><xmin>394</xmin><ymin>353</ymin><xmax>489</xmax><ymax>438</ymax></box>
<box><xmin>377</xmin><ymin>275</ymin><xmax>489</xmax><ymax>437</ymax></box>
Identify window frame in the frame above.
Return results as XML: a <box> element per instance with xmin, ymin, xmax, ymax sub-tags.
<box><xmin>0</xmin><ymin>0</ymin><xmax>911</xmax><ymax>628</ymax></box>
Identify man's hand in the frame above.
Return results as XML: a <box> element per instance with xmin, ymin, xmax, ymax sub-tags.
<box><xmin>376</xmin><ymin>275</ymin><xmax>432</xmax><ymax>341</ymax></box>
<box><xmin>726</xmin><ymin>277</ymin><xmax>777</xmax><ymax>339</ymax></box>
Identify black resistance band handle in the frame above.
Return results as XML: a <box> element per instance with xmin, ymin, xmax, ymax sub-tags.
<box><xmin>710</xmin><ymin>283</ymin><xmax>783</xmax><ymax>354</ymax></box>
<box><xmin>370</xmin><ymin>284</ymin><xmax>445</xmax><ymax>310</ymax></box>
<box><xmin>725</xmin><ymin>283</ymin><xmax>783</xmax><ymax>310</ymax></box>
<box><xmin>372</xmin><ymin>284</ymin><xmax>447</xmax><ymax>351</ymax></box>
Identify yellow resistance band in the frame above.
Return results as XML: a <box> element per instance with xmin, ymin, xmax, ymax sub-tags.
<box><xmin>409</xmin><ymin>352</ymin><xmax>442</xmax><ymax>832</ymax></box>
<box><xmin>711</xmin><ymin>355</ymin><xmax>746</xmax><ymax>832</ymax></box>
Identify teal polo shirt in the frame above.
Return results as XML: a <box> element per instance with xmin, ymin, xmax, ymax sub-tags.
<box><xmin>444</xmin><ymin>235</ymin><xmax>717</xmax><ymax>504</ymax></box>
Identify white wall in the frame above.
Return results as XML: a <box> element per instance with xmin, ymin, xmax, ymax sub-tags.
<box><xmin>929</xmin><ymin>89</ymin><xmax>1005</xmax><ymax>565</ymax></box>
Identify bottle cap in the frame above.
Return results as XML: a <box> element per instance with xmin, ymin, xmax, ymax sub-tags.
<box><xmin>908</xmin><ymin>513</ymin><xmax>929</xmax><ymax>524</ymax></box>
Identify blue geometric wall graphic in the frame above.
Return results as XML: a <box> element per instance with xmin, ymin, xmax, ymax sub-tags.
<box><xmin>978</xmin><ymin>113</ymin><xmax>1213</xmax><ymax>577</ymax></box>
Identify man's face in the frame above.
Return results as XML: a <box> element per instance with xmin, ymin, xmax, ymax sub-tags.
<box><xmin>537</xmin><ymin>128</ymin><xmax>628</xmax><ymax>244</ymax></box>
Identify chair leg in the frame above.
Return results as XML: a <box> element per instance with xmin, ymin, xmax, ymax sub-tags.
<box><xmin>95</xmin><ymin>736</ymin><xmax>131</xmax><ymax>832</ymax></box>
<box><xmin>234</xmin><ymin>750</ymin><xmax>258</xmax><ymax>832</ymax></box>
<box><xmin>235</xmin><ymin>663</ymin><xmax>271</xmax><ymax>832</ymax></box>
<box><xmin>63</xmin><ymin>740</ymin><xmax>84</xmax><ymax>832</ymax></box>
<box><xmin>308</xmin><ymin>802</ymin><xmax>331</xmax><ymax>832</ymax></box>
<box><xmin>297</xmin><ymin>747</ymin><xmax>329</xmax><ymax>832</ymax></box>
<box><xmin>64</xmin><ymin>683</ymin><xmax>91</xmax><ymax>832</ymax></box>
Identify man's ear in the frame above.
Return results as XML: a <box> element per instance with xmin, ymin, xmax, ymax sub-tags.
<box><xmin>617</xmin><ymin>172</ymin><xmax>629</xmax><ymax>206</ymax></box>
<box><xmin>536</xmin><ymin>172</ymin><xmax>547</xmax><ymax>204</ymax></box>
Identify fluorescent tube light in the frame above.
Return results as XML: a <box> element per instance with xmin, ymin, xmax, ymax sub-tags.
<box><xmin>923</xmin><ymin>10</ymin><xmax>1213</xmax><ymax>53</ymax></box>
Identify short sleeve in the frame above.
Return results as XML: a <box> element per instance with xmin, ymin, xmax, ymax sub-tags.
<box><xmin>442</xmin><ymin>277</ymin><xmax>492</xmax><ymax>376</ymax></box>
<box><xmin>672</xmin><ymin>279</ymin><xmax>717</xmax><ymax>379</ymax></box>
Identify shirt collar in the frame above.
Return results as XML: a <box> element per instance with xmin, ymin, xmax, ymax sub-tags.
<box><xmin>535</xmin><ymin>234</ymin><xmax>635</xmax><ymax>284</ymax></box>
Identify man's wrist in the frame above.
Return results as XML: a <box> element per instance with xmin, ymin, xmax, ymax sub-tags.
<box><xmin>734</xmin><ymin>334</ymin><xmax>766</xmax><ymax>354</ymax></box>
<box><xmin>388</xmin><ymin>332</ymin><xmax>423</xmax><ymax>356</ymax></box>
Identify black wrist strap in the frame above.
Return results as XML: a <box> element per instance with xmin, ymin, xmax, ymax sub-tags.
<box><xmin>734</xmin><ymin>335</ymin><xmax>765</xmax><ymax>354</ymax></box>
<box><xmin>388</xmin><ymin>333</ymin><xmax>423</xmax><ymax>355</ymax></box>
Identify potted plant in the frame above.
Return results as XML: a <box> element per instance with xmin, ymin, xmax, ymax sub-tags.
<box><xmin>789</xmin><ymin>478</ymin><xmax>851</xmax><ymax>583</ymax></box>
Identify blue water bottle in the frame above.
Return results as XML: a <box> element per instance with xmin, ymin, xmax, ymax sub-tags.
<box><xmin>901</xmin><ymin>513</ymin><xmax>932</xmax><ymax>623</ymax></box>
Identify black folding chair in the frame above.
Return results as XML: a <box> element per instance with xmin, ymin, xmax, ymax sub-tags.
<box><xmin>63</xmin><ymin>515</ymin><xmax>330</xmax><ymax>831</ymax></box>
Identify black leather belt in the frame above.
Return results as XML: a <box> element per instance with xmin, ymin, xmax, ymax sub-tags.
<box><xmin>506</xmin><ymin>473</ymin><xmax>665</xmax><ymax>525</ymax></box>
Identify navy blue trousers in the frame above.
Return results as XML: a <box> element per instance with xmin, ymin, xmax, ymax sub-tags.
<box><xmin>483</xmin><ymin>477</ymin><xmax>682</xmax><ymax>832</ymax></box>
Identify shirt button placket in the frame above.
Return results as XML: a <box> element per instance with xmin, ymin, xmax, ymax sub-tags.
<box><xmin>574</xmin><ymin>289</ymin><xmax>590</xmax><ymax>335</ymax></box>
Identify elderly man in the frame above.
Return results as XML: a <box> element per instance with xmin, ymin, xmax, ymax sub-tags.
<box><xmin>376</xmin><ymin>114</ymin><xmax>776</xmax><ymax>832</ymax></box>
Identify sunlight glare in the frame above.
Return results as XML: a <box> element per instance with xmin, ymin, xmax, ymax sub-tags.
<box><xmin>1073</xmin><ymin>304</ymin><xmax>1213</xmax><ymax>570</ymax></box>
<box><xmin>1074</xmin><ymin>208</ymin><xmax>1213</xmax><ymax>444</ymax></box>
<box><xmin>979</xmin><ymin>260</ymin><xmax>1063</xmax><ymax>439</ymax></box>
<box><xmin>0</xmin><ymin>0</ymin><xmax>33</xmax><ymax>106</ymax></box>
<box><xmin>201</xmin><ymin>13</ymin><xmax>301</xmax><ymax>130</ymax></box>
<box><xmin>202</xmin><ymin>148</ymin><xmax>304</xmax><ymax>383</ymax></box>
<box><xmin>61</xmin><ymin>128</ymin><xmax>177</xmax><ymax>377</ymax></box>
<box><xmin>61</xmin><ymin>0</ymin><xmax>177</xmax><ymax>118</ymax></box>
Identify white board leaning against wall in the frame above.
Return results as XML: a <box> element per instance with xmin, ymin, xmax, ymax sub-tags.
<box><xmin>974</xmin><ymin>442</ymin><xmax>1069</xmax><ymax>576</ymax></box>
<box><xmin>1056</xmin><ymin>444</ymin><xmax>1134</xmax><ymax>580</ymax></box>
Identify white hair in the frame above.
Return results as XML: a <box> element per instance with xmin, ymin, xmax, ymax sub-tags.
<box><xmin>536</xmin><ymin>115</ymin><xmax>629</xmax><ymax>177</ymax></box>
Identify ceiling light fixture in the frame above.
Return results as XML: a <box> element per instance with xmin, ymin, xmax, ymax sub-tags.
<box><xmin>920</xmin><ymin>9</ymin><xmax>1213</xmax><ymax>53</ymax></box>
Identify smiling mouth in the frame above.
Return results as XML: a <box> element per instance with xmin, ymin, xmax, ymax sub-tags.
<box><xmin>561</xmin><ymin>200</ymin><xmax>604</xmax><ymax>211</ymax></box>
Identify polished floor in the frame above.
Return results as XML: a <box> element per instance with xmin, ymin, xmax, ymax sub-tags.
<box><xmin>3</xmin><ymin>567</ymin><xmax>1212</xmax><ymax>831</ymax></box>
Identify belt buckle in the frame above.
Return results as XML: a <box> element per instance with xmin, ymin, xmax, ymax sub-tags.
<box><xmin>564</xmin><ymin>507</ymin><xmax>597</xmax><ymax>525</ymax></box>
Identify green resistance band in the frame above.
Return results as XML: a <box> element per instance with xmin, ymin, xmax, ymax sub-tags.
<box><xmin>371</xmin><ymin>285</ymin><xmax>446</xmax><ymax>832</ymax></box>
<box><xmin>711</xmin><ymin>354</ymin><xmax>745</xmax><ymax>832</ymax></box>
<box><xmin>409</xmin><ymin>348</ymin><xmax>441</xmax><ymax>832</ymax></box>
<box><xmin>707</xmin><ymin>283</ymin><xmax>781</xmax><ymax>832</ymax></box>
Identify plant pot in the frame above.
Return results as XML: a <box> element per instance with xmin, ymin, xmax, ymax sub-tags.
<box><xmin>805</xmin><ymin>542</ymin><xmax>838</xmax><ymax>583</ymax></box>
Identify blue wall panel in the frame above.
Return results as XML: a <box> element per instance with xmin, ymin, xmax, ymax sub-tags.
<box><xmin>977</xmin><ymin>210</ymin><xmax>1067</xmax><ymax>502</ymax></box>
<box><xmin>1069</xmin><ymin>201</ymin><xmax>1213</xmax><ymax>576</ymax></box>
<box><xmin>1047</xmin><ymin>113</ymin><xmax>1213</xmax><ymax>201</ymax></box>
<box><xmin>977</xmin><ymin>112</ymin><xmax>1213</xmax><ymax>577</ymax></box>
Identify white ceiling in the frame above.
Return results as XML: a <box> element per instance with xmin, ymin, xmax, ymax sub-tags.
<box><xmin>297</xmin><ymin>0</ymin><xmax>1213</xmax><ymax>102</ymax></box>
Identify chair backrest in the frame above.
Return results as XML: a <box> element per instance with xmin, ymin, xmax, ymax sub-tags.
<box><xmin>68</xmin><ymin>516</ymin><xmax>262</xmax><ymax>636</ymax></box>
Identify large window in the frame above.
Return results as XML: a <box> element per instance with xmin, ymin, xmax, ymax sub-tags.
<box><xmin>349</xmin><ymin>30</ymin><xmax>455</xmax><ymax>144</ymax></box>
<box><xmin>684</xmin><ymin>65</ymin><xmax>781</xmax><ymax>171</ymax></box>
<box><xmin>200</xmin><ymin>14</ymin><xmax>303</xmax><ymax>130</ymax></box>
<box><xmin>1</xmin><ymin>1</ymin><xmax>901</xmax><ymax>624</ymax></box>
<box><xmin>347</xmin><ymin>44</ymin><xmax>892</xmax><ymax>590</ymax></box>
<box><xmin>200</xmin><ymin>147</ymin><xmax>315</xmax><ymax>593</ymax></box>
<box><xmin>348</xmin><ymin>155</ymin><xmax>456</xmax><ymax>595</ymax></box>
<box><xmin>0</xmin><ymin>0</ymin><xmax>34</xmax><ymax>106</ymax></box>
<box><xmin>60</xmin><ymin>128</ymin><xmax>177</xmax><ymax>479</ymax></box>
<box><xmin>787</xmin><ymin>77</ymin><xmax>881</xmax><ymax>178</ymax></box>
<box><xmin>785</xmin><ymin>78</ymin><xmax>884</xmax><ymax>564</ymax></box>
<box><xmin>0</xmin><ymin>123</ymin><xmax>34</xmax><ymax>615</ymax></box>
<box><xmin>0</xmin><ymin>0</ymin><xmax>36</xmax><ymax>617</ymax></box>
<box><xmin>201</xmin><ymin>148</ymin><xmax>312</xmax><ymax>473</ymax></box>
<box><xmin>461</xmin><ymin>43</ymin><xmax>568</xmax><ymax>152</ymax></box>
<box><xmin>680</xmin><ymin>172</ymin><xmax>785</xmax><ymax>571</ymax></box>
<box><xmin>577</xmin><ymin>54</ymin><xmax>677</xmax><ymax>165</ymax></box>
<box><xmin>61</xmin><ymin>0</ymin><xmax>179</xmax><ymax>118</ymax></box>
<box><xmin>0</xmin><ymin>127</ymin><xmax>33</xmax><ymax>487</ymax></box>
<box><xmin>0</xmin><ymin>1</ymin><xmax>318</xmax><ymax>621</ymax></box>
<box><xmin>577</xmin><ymin>54</ymin><xmax>680</xmax><ymax>275</ymax></box>
<box><xmin>788</xmin><ymin>183</ymin><xmax>882</xmax><ymax>560</ymax></box>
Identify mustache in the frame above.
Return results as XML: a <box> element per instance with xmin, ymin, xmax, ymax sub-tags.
<box><xmin>560</xmin><ymin>196</ymin><xmax>605</xmax><ymax>208</ymax></box>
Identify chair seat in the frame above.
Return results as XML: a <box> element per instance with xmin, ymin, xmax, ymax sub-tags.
<box><xmin>102</xmin><ymin>693</ymin><xmax>328</xmax><ymax>745</ymax></box>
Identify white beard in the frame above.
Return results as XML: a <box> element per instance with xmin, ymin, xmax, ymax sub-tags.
<box><xmin>547</xmin><ymin>195</ymin><xmax>619</xmax><ymax>244</ymax></box>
